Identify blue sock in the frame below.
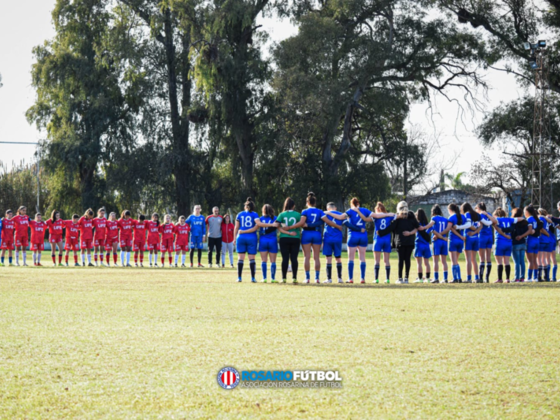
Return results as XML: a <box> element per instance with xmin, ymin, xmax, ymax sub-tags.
<box><xmin>271</xmin><ymin>263</ymin><xmax>276</xmax><ymax>280</ymax></box>
<box><xmin>360</xmin><ymin>262</ymin><xmax>366</xmax><ymax>280</ymax></box>
<box><xmin>475</xmin><ymin>274</ymin><xmax>479</xmax><ymax>281</ymax></box>
<box><xmin>9</xmin><ymin>256</ymin><xmax>12</xmax><ymax>264</ymax></box>
<box><xmin>452</xmin><ymin>265</ymin><xmax>457</xmax><ymax>280</ymax></box>
<box><xmin>262</xmin><ymin>262</ymin><xmax>267</xmax><ymax>280</ymax></box>
<box><xmin>467</xmin><ymin>274</ymin><xmax>472</xmax><ymax>281</ymax></box>
<box><xmin>315</xmin><ymin>270</ymin><xmax>320</xmax><ymax>281</ymax></box>
<box><xmin>348</xmin><ymin>261</ymin><xmax>354</xmax><ymax>280</ymax></box>
<box><xmin>456</xmin><ymin>265</ymin><xmax>462</xmax><ymax>280</ymax></box>
<box><xmin>528</xmin><ymin>269</ymin><xmax>533</xmax><ymax>280</ymax></box>
<box><xmin>443</xmin><ymin>271</ymin><xmax>448</xmax><ymax>281</ymax></box>
<box><xmin>546</xmin><ymin>265</ymin><xmax>551</xmax><ymax>281</ymax></box>
<box><xmin>434</xmin><ymin>272</ymin><xmax>439</xmax><ymax>280</ymax></box>
<box><xmin>553</xmin><ymin>265</ymin><xmax>557</xmax><ymax>281</ymax></box>
<box><xmin>0</xmin><ymin>256</ymin><xmax>3</xmax><ymax>264</ymax></box>
<box><xmin>305</xmin><ymin>270</ymin><xmax>310</xmax><ymax>280</ymax></box>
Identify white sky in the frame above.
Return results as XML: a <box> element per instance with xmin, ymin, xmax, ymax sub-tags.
<box><xmin>0</xmin><ymin>1</ymin><xmax>528</xmax><ymax>185</ymax></box>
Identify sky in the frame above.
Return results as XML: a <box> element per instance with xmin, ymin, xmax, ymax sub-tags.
<box><xmin>0</xmin><ymin>1</ymin><xmax>529</xmax><ymax>188</ymax></box>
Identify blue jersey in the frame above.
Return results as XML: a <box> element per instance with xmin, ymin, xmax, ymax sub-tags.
<box><xmin>495</xmin><ymin>217</ymin><xmax>515</xmax><ymax>245</ymax></box>
<box><xmin>259</xmin><ymin>216</ymin><xmax>277</xmax><ymax>239</ymax></box>
<box><xmin>186</xmin><ymin>214</ymin><xmax>206</xmax><ymax>237</ymax></box>
<box><xmin>345</xmin><ymin>208</ymin><xmax>371</xmax><ymax>237</ymax></box>
<box><xmin>527</xmin><ymin>216</ymin><xmax>540</xmax><ymax>239</ymax></box>
<box><xmin>448</xmin><ymin>213</ymin><xmax>465</xmax><ymax>242</ymax></box>
<box><xmin>464</xmin><ymin>212</ymin><xmax>479</xmax><ymax>239</ymax></box>
<box><xmin>415</xmin><ymin>224</ymin><xmax>432</xmax><ymax>246</ymax></box>
<box><xmin>236</xmin><ymin>211</ymin><xmax>259</xmax><ymax>239</ymax></box>
<box><xmin>479</xmin><ymin>213</ymin><xmax>492</xmax><ymax>238</ymax></box>
<box><xmin>431</xmin><ymin>215</ymin><xmax>449</xmax><ymax>242</ymax></box>
<box><xmin>302</xmin><ymin>207</ymin><xmax>325</xmax><ymax>230</ymax></box>
<box><xmin>539</xmin><ymin>216</ymin><xmax>551</xmax><ymax>244</ymax></box>
<box><xmin>374</xmin><ymin>216</ymin><xmax>393</xmax><ymax>239</ymax></box>
<box><xmin>323</xmin><ymin>211</ymin><xmax>343</xmax><ymax>242</ymax></box>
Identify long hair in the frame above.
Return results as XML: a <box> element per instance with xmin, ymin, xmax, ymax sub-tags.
<box><xmin>50</xmin><ymin>209</ymin><xmax>60</xmax><ymax>222</ymax></box>
<box><xmin>511</xmin><ymin>207</ymin><xmax>523</xmax><ymax>218</ymax></box>
<box><xmin>431</xmin><ymin>204</ymin><xmax>443</xmax><ymax>217</ymax></box>
<box><xmin>244</xmin><ymin>197</ymin><xmax>255</xmax><ymax>212</ymax></box>
<box><xmin>375</xmin><ymin>202</ymin><xmax>386</xmax><ymax>213</ymax></box>
<box><xmin>396</xmin><ymin>201</ymin><xmax>409</xmax><ymax>219</ymax></box>
<box><xmin>538</xmin><ymin>208</ymin><xmax>548</xmax><ymax>216</ymax></box>
<box><xmin>476</xmin><ymin>202</ymin><xmax>487</xmax><ymax>212</ymax></box>
<box><xmin>17</xmin><ymin>206</ymin><xmax>26</xmax><ymax>215</ymax></box>
<box><xmin>416</xmin><ymin>208</ymin><xmax>428</xmax><ymax>225</ymax></box>
<box><xmin>461</xmin><ymin>202</ymin><xmax>480</xmax><ymax>222</ymax></box>
<box><xmin>84</xmin><ymin>208</ymin><xmax>94</xmax><ymax>218</ymax></box>
<box><xmin>307</xmin><ymin>192</ymin><xmax>317</xmax><ymax>206</ymax></box>
<box><xmin>223</xmin><ymin>214</ymin><xmax>231</xmax><ymax>225</ymax></box>
<box><xmin>262</xmin><ymin>204</ymin><xmax>275</xmax><ymax>219</ymax></box>
<box><xmin>493</xmin><ymin>207</ymin><xmax>506</xmax><ymax>218</ymax></box>
<box><xmin>283</xmin><ymin>197</ymin><xmax>296</xmax><ymax>212</ymax></box>
<box><xmin>524</xmin><ymin>204</ymin><xmax>539</xmax><ymax>220</ymax></box>
<box><xmin>350</xmin><ymin>197</ymin><xmax>360</xmax><ymax>208</ymax></box>
<box><xmin>121</xmin><ymin>210</ymin><xmax>131</xmax><ymax>219</ymax></box>
<box><xmin>448</xmin><ymin>203</ymin><xmax>462</xmax><ymax>223</ymax></box>
<box><xmin>152</xmin><ymin>212</ymin><xmax>160</xmax><ymax>226</ymax></box>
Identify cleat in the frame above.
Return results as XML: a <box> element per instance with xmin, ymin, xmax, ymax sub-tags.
<box><xmin>338</xmin><ymin>278</ymin><xmax>343</xmax><ymax>283</ymax></box>
<box><xmin>37</xmin><ymin>263</ymin><xmax>42</xmax><ymax>267</ymax></box>
<box><xmin>23</xmin><ymin>264</ymin><xmax>29</xmax><ymax>267</ymax></box>
<box><xmin>34</xmin><ymin>263</ymin><xmax>38</xmax><ymax>266</ymax></box>
<box><xmin>0</xmin><ymin>263</ymin><xmax>3</xmax><ymax>267</ymax></box>
<box><xmin>505</xmin><ymin>280</ymin><xmax>510</xmax><ymax>283</ymax></box>
<box><xmin>360</xmin><ymin>279</ymin><xmax>365</xmax><ymax>284</ymax></box>
<box><xmin>140</xmin><ymin>263</ymin><xmax>143</xmax><ymax>267</ymax></box>
<box><xmin>292</xmin><ymin>279</ymin><xmax>298</xmax><ymax>284</ymax></box>
<box><xmin>494</xmin><ymin>279</ymin><xmax>503</xmax><ymax>283</ymax></box>
<box><xmin>154</xmin><ymin>264</ymin><xmax>158</xmax><ymax>268</ymax></box>
<box><xmin>15</xmin><ymin>263</ymin><xmax>20</xmax><ymax>266</ymax></box>
<box><xmin>230</xmin><ymin>264</ymin><xmax>234</xmax><ymax>268</ymax></box>
<box><xmin>65</xmin><ymin>263</ymin><xmax>69</xmax><ymax>267</ymax></box>
<box><xmin>209</xmin><ymin>263</ymin><xmax>212</xmax><ymax>268</ymax></box>
<box><xmin>251</xmin><ymin>278</ymin><xmax>257</xmax><ymax>283</ymax></box>
<box><xmin>323</xmin><ymin>279</ymin><xmax>332</xmax><ymax>284</ymax></box>
<box><xmin>135</xmin><ymin>263</ymin><xmax>138</xmax><ymax>267</ymax></box>
<box><xmin>316</xmin><ymin>279</ymin><xmax>320</xmax><ymax>284</ymax></box>
<box><xmin>262</xmin><ymin>279</ymin><xmax>267</xmax><ymax>283</ymax></box>
<box><xmin>88</xmin><ymin>263</ymin><xmax>95</xmax><ymax>267</ymax></box>
<box><xmin>374</xmin><ymin>279</ymin><xmax>379</xmax><ymax>284</ymax></box>
<box><xmin>198</xmin><ymin>264</ymin><xmax>204</xmax><ymax>268</ymax></box>
<box><xmin>430</xmin><ymin>279</ymin><xmax>439</xmax><ymax>284</ymax></box>
<box><xmin>424</xmin><ymin>279</ymin><xmax>431</xmax><ymax>283</ymax></box>
<box><xmin>346</xmin><ymin>280</ymin><xmax>353</xmax><ymax>284</ymax></box>
<box><xmin>271</xmin><ymin>279</ymin><xmax>278</xmax><ymax>283</ymax></box>
<box><xmin>404</xmin><ymin>278</ymin><xmax>409</xmax><ymax>284</ymax></box>
<box><xmin>282</xmin><ymin>279</ymin><xmax>287</xmax><ymax>283</ymax></box>
<box><xmin>305</xmin><ymin>279</ymin><xmax>310</xmax><ymax>284</ymax></box>
<box><xmin>181</xmin><ymin>264</ymin><xmax>186</xmax><ymax>268</ymax></box>
<box><xmin>237</xmin><ymin>278</ymin><xmax>242</xmax><ymax>282</ymax></box>
<box><xmin>465</xmin><ymin>279</ymin><xmax>472</xmax><ymax>283</ymax></box>
<box><xmin>175</xmin><ymin>264</ymin><xmax>178</xmax><ymax>268</ymax></box>
<box><xmin>414</xmin><ymin>278</ymin><xmax>423</xmax><ymax>283</ymax></box>
<box><xmin>75</xmin><ymin>263</ymin><xmax>81</xmax><ymax>267</ymax></box>
<box><xmin>222</xmin><ymin>264</ymin><xmax>225</xmax><ymax>268</ymax></box>
<box><xmin>396</xmin><ymin>279</ymin><xmax>404</xmax><ymax>284</ymax></box>
<box><xmin>190</xmin><ymin>264</ymin><xmax>194</xmax><ymax>268</ymax></box>
<box><xmin>386</xmin><ymin>279</ymin><xmax>390</xmax><ymax>284</ymax></box>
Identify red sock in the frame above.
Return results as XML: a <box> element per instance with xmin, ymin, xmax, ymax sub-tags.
<box><xmin>65</xmin><ymin>255</ymin><xmax>69</xmax><ymax>264</ymax></box>
<box><xmin>52</xmin><ymin>255</ymin><xmax>56</xmax><ymax>264</ymax></box>
<box><xmin>94</xmin><ymin>254</ymin><xmax>98</xmax><ymax>262</ymax></box>
<box><xmin>134</xmin><ymin>252</ymin><xmax>138</xmax><ymax>264</ymax></box>
<box><xmin>140</xmin><ymin>253</ymin><xmax>144</xmax><ymax>262</ymax></box>
<box><xmin>113</xmin><ymin>254</ymin><xmax>117</xmax><ymax>263</ymax></box>
<box><xmin>169</xmin><ymin>255</ymin><xmax>172</xmax><ymax>264</ymax></box>
<box><xmin>58</xmin><ymin>255</ymin><xmax>62</xmax><ymax>264</ymax></box>
<box><xmin>106</xmin><ymin>254</ymin><xmax>110</xmax><ymax>264</ymax></box>
<box><xmin>161</xmin><ymin>254</ymin><xmax>165</xmax><ymax>265</ymax></box>
<box><xmin>74</xmin><ymin>255</ymin><xmax>78</xmax><ymax>264</ymax></box>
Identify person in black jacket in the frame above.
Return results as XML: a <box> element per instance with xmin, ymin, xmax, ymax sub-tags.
<box><xmin>378</xmin><ymin>201</ymin><xmax>426</xmax><ymax>284</ymax></box>
<box><xmin>511</xmin><ymin>207</ymin><xmax>533</xmax><ymax>282</ymax></box>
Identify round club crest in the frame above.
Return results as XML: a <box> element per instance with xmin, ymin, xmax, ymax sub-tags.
<box><xmin>217</xmin><ymin>367</ymin><xmax>240</xmax><ymax>390</ymax></box>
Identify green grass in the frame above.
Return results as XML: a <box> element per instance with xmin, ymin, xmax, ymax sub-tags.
<box><xmin>0</xmin><ymin>252</ymin><xmax>559</xmax><ymax>419</ymax></box>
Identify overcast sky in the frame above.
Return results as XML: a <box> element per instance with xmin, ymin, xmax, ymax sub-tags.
<box><xmin>0</xmin><ymin>1</ymin><xmax>528</xmax><ymax>188</ymax></box>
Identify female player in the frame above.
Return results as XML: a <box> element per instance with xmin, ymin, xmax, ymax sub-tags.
<box><xmin>133</xmin><ymin>215</ymin><xmax>147</xmax><ymax>267</ymax></box>
<box><xmin>64</xmin><ymin>215</ymin><xmax>81</xmax><ymax>266</ymax></box>
<box><xmin>327</xmin><ymin>198</ymin><xmax>371</xmax><ymax>284</ymax></box>
<box><xmin>430</xmin><ymin>204</ymin><xmax>450</xmax><ymax>283</ymax></box>
<box><xmin>524</xmin><ymin>205</ymin><xmax>545</xmax><ymax>282</ymax></box>
<box><xmin>462</xmin><ymin>203</ymin><xmax>483</xmax><ymax>283</ymax></box>
<box><xmin>187</xmin><ymin>205</ymin><xmax>206</xmax><ymax>268</ymax></box>
<box><xmin>322</xmin><ymin>202</ymin><xmax>344</xmax><ymax>283</ymax></box>
<box><xmin>370</xmin><ymin>203</ymin><xmax>396</xmax><ymax>284</ymax></box>
<box><xmin>0</xmin><ymin>210</ymin><xmax>15</xmax><ymax>266</ymax></box>
<box><xmin>221</xmin><ymin>214</ymin><xmax>235</xmax><ymax>268</ymax></box>
<box><xmin>145</xmin><ymin>213</ymin><xmax>161</xmax><ymax>267</ymax></box>
<box><xmin>78</xmin><ymin>209</ymin><xmax>95</xmax><ymax>266</ymax></box>
<box><xmin>448</xmin><ymin>203</ymin><xmax>468</xmax><ymax>283</ymax></box>
<box><xmin>511</xmin><ymin>208</ymin><xmax>533</xmax><ymax>282</ymax></box>
<box><xmin>13</xmin><ymin>206</ymin><xmax>30</xmax><ymax>266</ymax></box>
<box><xmin>105</xmin><ymin>212</ymin><xmax>120</xmax><ymax>266</ymax></box>
<box><xmin>300</xmin><ymin>192</ymin><xmax>344</xmax><ymax>284</ymax></box>
<box><xmin>159</xmin><ymin>214</ymin><xmax>175</xmax><ymax>268</ymax></box>
<box><xmin>476</xmin><ymin>202</ymin><xmax>494</xmax><ymax>282</ymax></box>
<box><xmin>485</xmin><ymin>208</ymin><xmax>524</xmax><ymax>283</ymax></box>
<box><xmin>93</xmin><ymin>208</ymin><xmax>107</xmax><ymax>266</ymax></box>
<box><xmin>258</xmin><ymin>204</ymin><xmax>278</xmax><ymax>283</ymax></box>
<box><xmin>46</xmin><ymin>210</ymin><xmax>65</xmax><ymax>266</ymax></box>
<box><xmin>174</xmin><ymin>216</ymin><xmax>191</xmax><ymax>267</ymax></box>
<box><xmin>414</xmin><ymin>208</ymin><xmax>433</xmax><ymax>283</ymax></box>
<box><xmin>538</xmin><ymin>208</ymin><xmax>553</xmax><ymax>281</ymax></box>
<box><xmin>118</xmin><ymin>210</ymin><xmax>134</xmax><ymax>267</ymax></box>
<box><xmin>29</xmin><ymin>213</ymin><xmax>47</xmax><ymax>266</ymax></box>
<box><xmin>274</xmin><ymin>197</ymin><xmax>303</xmax><ymax>283</ymax></box>
<box><xmin>234</xmin><ymin>198</ymin><xmax>260</xmax><ymax>282</ymax></box>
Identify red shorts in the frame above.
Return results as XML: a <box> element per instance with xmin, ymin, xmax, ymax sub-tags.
<box><xmin>1</xmin><ymin>240</ymin><xmax>14</xmax><ymax>250</ymax></box>
<box><xmin>175</xmin><ymin>241</ymin><xmax>189</xmax><ymax>251</ymax></box>
<box><xmin>16</xmin><ymin>236</ymin><xmax>29</xmax><ymax>248</ymax></box>
<box><xmin>147</xmin><ymin>242</ymin><xmax>160</xmax><ymax>251</ymax></box>
<box><xmin>94</xmin><ymin>238</ymin><xmax>105</xmax><ymax>247</ymax></box>
<box><xmin>81</xmin><ymin>239</ymin><xmax>93</xmax><ymax>250</ymax></box>
<box><xmin>65</xmin><ymin>238</ymin><xmax>80</xmax><ymax>251</ymax></box>
<box><xmin>160</xmin><ymin>238</ymin><xmax>174</xmax><ymax>252</ymax></box>
<box><xmin>31</xmin><ymin>242</ymin><xmax>44</xmax><ymax>251</ymax></box>
<box><xmin>49</xmin><ymin>235</ymin><xmax>63</xmax><ymax>243</ymax></box>
<box><xmin>120</xmin><ymin>238</ymin><xmax>132</xmax><ymax>248</ymax></box>
<box><xmin>104</xmin><ymin>239</ymin><xmax>119</xmax><ymax>252</ymax></box>
<box><xmin>133</xmin><ymin>241</ymin><xmax>146</xmax><ymax>252</ymax></box>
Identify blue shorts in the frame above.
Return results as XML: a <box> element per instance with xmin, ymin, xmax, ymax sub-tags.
<box><xmin>236</xmin><ymin>235</ymin><xmax>257</xmax><ymax>255</ymax></box>
<box><xmin>527</xmin><ymin>239</ymin><xmax>540</xmax><ymax>254</ymax></box>
<box><xmin>323</xmin><ymin>238</ymin><xmax>342</xmax><ymax>258</ymax></box>
<box><xmin>259</xmin><ymin>237</ymin><xmax>278</xmax><ymax>253</ymax></box>
<box><xmin>301</xmin><ymin>230</ymin><xmax>322</xmax><ymax>245</ymax></box>
<box><xmin>373</xmin><ymin>237</ymin><xmax>391</xmax><ymax>253</ymax></box>
<box><xmin>433</xmin><ymin>240</ymin><xmax>448</xmax><ymax>256</ymax></box>
<box><xmin>465</xmin><ymin>237</ymin><xmax>479</xmax><ymax>252</ymax></box>
<box><xmin>495</xmin><ymin>242</ymin><xmax>512</xmax><ymax>257</ymax></box>
<box><xmin>449</xmin><ymin>240</ymin><xmax>464</xmax><ymax>253</ymax></box>
<box><xmin>414</xmin><ymin>243</ymin><xmax>432</xmax><ymax>259</ymax></box>
<box><xmin>539</xmin><ymin>242</ymin><xmax>551</xmax><ymax>252</ymax></box>
<box><xmin>347</xmin><ymin>234</ymin><xmax>368</xmax><ymax>248</ymax></box>
<box><xmin>548</xmin><ymin>241</ymin><xmax>557</xmax><ymax>253</ymax></box>
<box><xmin>479</xmin><ymin>235</ymin><xmax>493</xmax><ymax>249</ymax></box>
<box><xmin>190</xmin><ymin>235</ymin><xmax>204</xmax><ymax>250</ymax></box>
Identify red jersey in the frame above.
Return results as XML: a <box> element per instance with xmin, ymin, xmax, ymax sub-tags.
<box><xmin>159</xmin><ymin>223</ymin><xmax>175</xmax><ymax>240</ymax></box>
<box><xmin>64</xmin><ymin>220</ymin><xmax>80</xmax><ymax>239</ymax></box>
<box><xmin>133</xmin><ymin>220</ymin><xmax>147</xmax><ymax>243</ymax></box>
<box><xmin>93</xmin><ymin>217</ymin><xmax>107</xmax><ymax>240</ymax></box>
<box><xmin>117</xmin><ymin>218</ymin><xmax>134</xmax><ymax>239</ymax></box>
<box><xmin>29</xmin><ymin>220</ymin><xmax>47</xmax><ymax>244</ymax></box>
<box><xmin>222</xmin><ymin>222</ymin><xmax>235</xmax><ymax>243</ymax></box>
<box><xmin>175</xmin><ymin>223</ymin><xmax>191</xmax><ymax>244</ymax></box>
<box><xmin>145</xmin><ymin>221</ymin><xmax>160</xmax><ymax>243</ymax></box>
<box><xmin>13</xmin><ymin>215</ymin><xmax>30</xmax><ymax>238</ymax></box>
<box><xmin>78</xmin><ymin>217</ymin><xmax>94</xmax><ymax>240</ymax></box>
<box><xmin>46</xmin><ymin>219</ymin><xmax>65</xmax><ymax>238</ymax></box>
<box><xmin>1</xmin><ymin>218</ymin><xmax>15</xmax><ymax>242</ymax></box>
<box><xmin>105</xmin><ymin>220</ymin><xmax>119</xmax><ymax>240</ymax></box>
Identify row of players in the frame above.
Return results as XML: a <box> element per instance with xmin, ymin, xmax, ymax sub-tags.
<box><xmin>0</xmin><ymin>206</ymin><xmax>211</xmax><ymax>267</ymax></box>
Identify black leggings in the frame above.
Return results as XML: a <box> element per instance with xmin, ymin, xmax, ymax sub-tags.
<box><xmin>208</xmin><ymin>237</ymin><xmax>222</xmax><ymax>264</ymax></box>
<box><xmin>397</xmin><ymin>245</ymin><xmax>414</xmax><ymax>279</ymax></box>
<box><xmin>280</xmin><ymin>237</ymin><xmax>300</xmax><ymax>279</ymax></box>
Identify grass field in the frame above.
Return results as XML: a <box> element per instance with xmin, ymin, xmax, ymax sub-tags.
<box><xmin>1</xmin><ymin>252</ymin><xmax>559</xmax><ymax>419</ymax></box>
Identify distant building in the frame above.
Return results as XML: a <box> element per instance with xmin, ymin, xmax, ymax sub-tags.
<box><xmin>407</xmin><ymin>190</ymin><xmax>500</xmax><ymax>217</ymax></box>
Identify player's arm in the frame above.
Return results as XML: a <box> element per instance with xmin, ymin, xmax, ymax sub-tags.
<box><xmin>494</xmin><ymin>224</ymin><xmax>511</xmax><ymax>240</ymax></box>
<box><xmin>516</xmin><ymin>223</ymin><xmax>533</xmax><ymax>241</ymax></box>
<box><xmin>370</xmin><ymin>212</ymin><xmax>395</xmax><ymax>220</ymax></box>
<box><xmin>418</xmin><ymin>220</ymin><xmax>435</xmax><ymax>231</ymax></box>
<box><xmin>433</xmin><ymin>230</ymin><xmax>445</xmax><ymax>240</ymax></box>
<box><xmin>354</xmin><ymin>207</ymin><xmax>373</xmax><ymax>222</ymax></box>
<box><xmin>324</xmin><ymin>211</ymin><xmax>347</xmax><ymax>221</ymax></box>
<box><xmin>321</xmin><ymin>215</ymin><xmax>342</xmax><ymax>231</ymax></box>
<box><xmin>449</xmin><ymin>225</ymin><xmax>465</xmax><ymax>241</ymax></box>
